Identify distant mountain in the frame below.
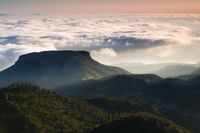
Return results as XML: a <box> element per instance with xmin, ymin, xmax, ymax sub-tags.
<box><xmin>114</xmin><ymin>63</ymin><xmax>199</xmax><ymax>78</ymax></box>
<box><xmin>177</xmin><ymin>68</ymin><xmax>200</xmax><ymax>80</ymax></box>
<box><xmin>191</xmin><ymin>69</ymin><xmax>200</xmax><ymax>74</ymax></box>
<box><xmin>0</xmin><ymin>51</ymin><xmax>128</xmax><ymax>89</ymax></box>
<box><xmin>90</xmin><ymin>113</ymin><xmax>191</xmax><ymax>133</ymax></box>
<box><xmin>0</xmin><ymin>84</ymin><xmax>191</xmax><ymax>133</ymax></box>
<box><xmin>114</xmin><ymin>63</ymin><xmax>170</xmax><ymax>74</ymax></box>
<box><xmin>154</xmin><ymin>65</ymin><xmax>199</xmax><ymax>78</ymax></box>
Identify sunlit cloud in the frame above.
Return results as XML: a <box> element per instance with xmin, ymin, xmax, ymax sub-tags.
<box><xmin>0</xmin><ymin>14</ymin><xmax>200</xmax><ymax>70</ymax></box>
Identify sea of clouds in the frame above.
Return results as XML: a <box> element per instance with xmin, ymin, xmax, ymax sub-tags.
<box><xmin>0</xmin><ymin>14</ymin><xmax>200</xmax><ymax>70</ymax></box>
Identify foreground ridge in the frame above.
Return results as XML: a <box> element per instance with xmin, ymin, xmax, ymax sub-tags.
<box><xmin>0</xmin><ymin>84</ymin><xmax>191</xmax><ymax>133</ymax></box>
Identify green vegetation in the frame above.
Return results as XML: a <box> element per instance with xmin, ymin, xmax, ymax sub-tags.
<box><xmin>0</xmin><ymin>84</ymin><xmax>192</xmax><ymax>133</ymax></box>
<box><xmin>58</xmin><ymin>74</ymin><xmax>161</xmax><ymax>97</ymax></box>
<box><xmin>58</xmin><ymin>74</ymin><xmax>200</xmax><ymax>133</ymax></box>
<box><xmin>87</xmin><ymin>97</ymin><xmax>160</xmax><ymax>115</ymax></box>
<box><xmin>90</xmin><ymin>113</ymin><xmax>191</xmax><ymax>133</ymax></box>
<box><xmin>0</xmin><ymin>84</ymin><xmax>108</xmax><ymax>133</ymax></box>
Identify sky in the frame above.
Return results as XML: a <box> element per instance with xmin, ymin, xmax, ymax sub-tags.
<box><xmin>0</xmin><ymin>1</ymin><xmax>200</xmax><ymax>70</ymax></box>
<box><xmin>1</xmin><ymin>0</ymin><xmax>200</xmax><ymax>13</ymax></box>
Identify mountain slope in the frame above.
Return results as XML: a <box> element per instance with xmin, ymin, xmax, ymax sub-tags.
<box><xmin>144</xmin><ymin>78</ymin><xmax>200</xmax><ymax>113</ymax></box>
<box><xmin>90</xmin><ymin>113</ymin><xmax>191</xmax><ymax>133</ymax></box>
<box><xmin>58</xmin><ymin>74</ymin><xmax>162</xmax><ymax>98</ymax></box>
<box><xmin>0</xmin><ymin>51</ymin><xmax>128</xmax><ymax>89</ymax></box>
<box><xmin>143</xmin><ymin>77</ymin><xmax>200</xmax><ymax>132</ymax></box>
<box><xmin>59</xmin><ymin>74</ymin><xmax>200</xmax><ymax>113</ymax></box>
<box><xmin>58</xmin><ymin>74</ymin><xmax>200</xmax><ymax>132</ymax></box>
<box><xmin>0</xmin><ymin>84</ymin><xmax>192</xmax><ymax>133</ymax></box>
<box><xmin>0</xmin><ymin>84</ymin><xmax>109</xmax><ymax>133</ymax></box>
<box><xmin>59</xmin><ymin>74</ymin><xmax>200</xmax><ymax>115</ymax></box>
<box><xmin>87</xmin><ymin>97</ymin><xmax>160</xmax><ymax>115</ymax></box>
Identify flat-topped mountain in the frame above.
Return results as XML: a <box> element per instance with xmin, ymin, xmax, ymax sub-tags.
<box><xmin>0</xmin><ymin>50</ymin><xmax>128</xmax><ymax>89</ymax></box>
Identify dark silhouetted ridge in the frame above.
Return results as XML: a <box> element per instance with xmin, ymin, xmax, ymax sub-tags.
<box><xmin>17</xmin><ymin>50</ymin><xmax>91</xmax><ymax>64</ymax></box>
<box><xmin>0</xmin><ymin>50</ymin><xmax>128</xmax><ymax>89</ymax></box>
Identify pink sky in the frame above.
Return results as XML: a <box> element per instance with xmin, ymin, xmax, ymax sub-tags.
<box><xmin>1</xmin><ymin>0</ymin><xmax>200</xmax><ymax>13</ymax></box>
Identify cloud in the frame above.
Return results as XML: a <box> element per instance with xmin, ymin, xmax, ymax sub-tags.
<box><xmin>91</xmin><ymin>48</ymin><xmax>117</xmax><ymax>64</ymax></box>
<box><xmin>0</xmin><ymin>43</ymin><xmax>56</xmax><ymax>70</ymax></box>
<box><xmin>0</xmin><ymin>36</ymin><xmax>20</xmax><ymax>44</ymax></box>
<box><xmin>92</xmin><ymin>48</ymin><xmax>117</xmax><ymax>57</ymax></box>
<box><xmin>0</xmin><ymin>14</ymin><xmax>200</xmax><ymax>70</ymax></box>
<box><xmin>101</xmin><ymin>36</ymin><xmax>171</xmax><ymax>51</ymax></box>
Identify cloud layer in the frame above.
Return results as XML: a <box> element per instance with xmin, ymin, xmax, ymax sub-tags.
<box><xmin>0</xmin><ymin>14</ymin><xmax>200</xmax><ymax>70</ymax></box>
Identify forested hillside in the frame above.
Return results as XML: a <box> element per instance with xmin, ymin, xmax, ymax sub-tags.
<box><xmin>0</xmin><ymin>84</ymin><xmax>192</xmax><ymax>133</ymax></box>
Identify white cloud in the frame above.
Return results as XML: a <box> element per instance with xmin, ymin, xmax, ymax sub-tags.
<box><xmin>92</xmin><ymin>48</ymin><xmax>117</xmax><ymax>57</ymax></box>
<box><xmin>91</xmin><ymin>48</ymin><xmax>117</xmax><ymax>64</ymax></box>
<box><xmin>0</xmin><ymin>14</ymin><xmax>200</xmax><ymax>70</ymax></box>
<box><xmin>0</xmin><ymin>43</ymin><xmax>56</xmax><ymax>70</ymax></box>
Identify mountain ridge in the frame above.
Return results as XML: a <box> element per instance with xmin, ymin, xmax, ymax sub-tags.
<box><xmin>0</xmin><ymin>50</ymin><xmax>128</xmax><ymax>89</ymax></box>
<box><xmin>114</xmin><ymin>62</ymin><xmax>199</xmax><ymax>78</ymax></box>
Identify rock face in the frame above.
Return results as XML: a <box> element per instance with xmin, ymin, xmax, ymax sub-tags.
<box><xmin>0</xmin><ymin>50</ymin><xmax>128</xmax><ymax>89</ymax></box>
